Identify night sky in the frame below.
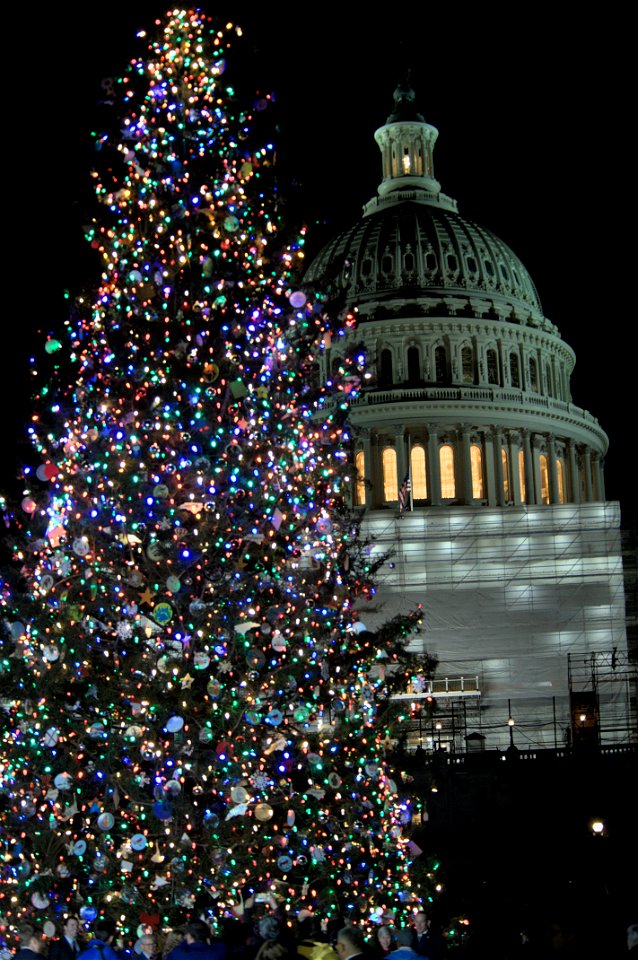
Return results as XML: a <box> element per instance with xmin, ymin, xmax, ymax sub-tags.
<box><xmin>6</xmin><ymin>5</ymin><xmax>633</xmax><ymax>523</ymax></box>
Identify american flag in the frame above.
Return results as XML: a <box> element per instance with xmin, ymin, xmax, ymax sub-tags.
<box><xmin>398</xmin><ymin>473</ymin><xmax>412</xmax><ymax>512</ymax></box>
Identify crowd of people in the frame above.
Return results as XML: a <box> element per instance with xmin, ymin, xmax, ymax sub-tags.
<box><xmin>11</xmin><ymin>910</ymin><xmax>445</xmax><ymax>960</ymax></box>
<box><xmin>10</xmin><ymin>909</ymin><xmax>638</xmax><ymax>960</ymax></box>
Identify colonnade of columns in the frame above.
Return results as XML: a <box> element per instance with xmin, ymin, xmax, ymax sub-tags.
<box><xmin>356</xmin><ymin>425</ymin><xmax>605</xmax><ymax>509</ymax></box>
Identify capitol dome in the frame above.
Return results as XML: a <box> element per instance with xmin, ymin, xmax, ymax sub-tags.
<box><xmin>305</xmin><ymin>81</ymin><xmax>607</xmax><ymax>510</ymax></box>
<box><xmin>305</xmin><ymin>194</ymin><xmax>546</xmax><ymax>325</ymax></box>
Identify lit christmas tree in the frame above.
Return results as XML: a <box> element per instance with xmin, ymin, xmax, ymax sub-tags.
<box><xmin>0</xmin><ymin>9</ymin><xmax>435</xmax><ymax>938</ymax></box>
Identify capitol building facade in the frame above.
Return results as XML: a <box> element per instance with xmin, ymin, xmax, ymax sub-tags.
<box><xmin>306</xmin><ymin>84</ymin><xmax>632</xmax><ymax>752</ymax></box>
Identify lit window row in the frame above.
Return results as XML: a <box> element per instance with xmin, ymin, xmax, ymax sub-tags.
<box><xmin>354</xmin><ymin>436</ymin><xmax>601</xmax><ymax>508</ymax></box>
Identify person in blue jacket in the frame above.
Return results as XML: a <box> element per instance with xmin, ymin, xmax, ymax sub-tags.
<box><xmin>78</xmin><ymin>919</ymin><xmax>122</xmax><ymax>960</ymax></box>
<box><xmin>165</xmin><ymin>921</ymin><xmax>225</xmax><ymax>960</ymax></box>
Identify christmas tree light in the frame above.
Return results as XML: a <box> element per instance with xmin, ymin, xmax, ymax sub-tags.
<box><xmin>0</xmin><ymin>9</ymin><xmax>434</xmax><ymax>940</ymax></box>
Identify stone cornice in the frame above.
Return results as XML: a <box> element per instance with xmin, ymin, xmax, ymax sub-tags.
<box><xmin>346</xmin><ymin>390</ymin><xmax>608</xmax><ymax>452</ymax></box>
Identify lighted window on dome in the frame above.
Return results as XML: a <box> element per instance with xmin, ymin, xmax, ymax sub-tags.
<box><xmin>471</xmin><ymin>445</ymin><xmax>484</xmax><ymax>499</ymax></box>
<box><xmin>402</xmin><ymin>147</ymin><xmax>411</xmax><ymax>174</ymax></box>
<box><xmin>382</xmin><ymin>447</ymin><xmax>399</xmax><ymax>502</ymax></box>
<box><xmin>540</xmin><ymin>454</ymin><xmax>550</xmax><ymax>505</ymax></box>
<box><xmin>556</xmin><ymin>457</ymin><xmax>566</xmax><ymax>504</ymax></box>
<box><xmin>440</xmin><ymin>444</ymin><xmax>456</xmax><ymax>499</ymax></box>
<box><xmin>411</xmin><ymin>444</ymin><xmax>427</xmax><ymax>500</ymax></box>
<box><xmin>502</xmin><ymin>447</ymin><xmax>511</xmax><ymax>501</ymax></box>
<box><xmin>355</xmin><ymin>450</ymin><xmax>366</xmax><ymax>506</ymax></box>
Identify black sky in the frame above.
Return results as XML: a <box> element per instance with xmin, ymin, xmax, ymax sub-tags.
<box><xmin>7</xmin><ymin>4</ymin><xmax>633</xmax><ymax>522</ymax></box>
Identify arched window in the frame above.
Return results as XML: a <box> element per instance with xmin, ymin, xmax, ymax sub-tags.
<box><xmin>539</xmin><ymin>453</ymin><xmax>550</xmax><ymax>504</ymax></box>
<box><xmin>510</xmin><ymin>352</ymin><xmax>521</xmax><ymax>388</ymax></box>
<box><xmin>411</xmin><ymin>444</ymin><xmax>427</xmax><ymax>500</ymax></box>
<box><xmin>435</xmin><ymin>345</ymin><xmax>447</xmax><ymax>383</ymax></box>
<box><xmin>379</xmin><ymin>348</ymin><xmax>393</xmax><ymax>388</ymax></box>
<box><xmin>440</xmin><ymin>444</ymin><xmax>456</xmax><ymax>499</ymax></box>
<box><xmin>518</xmin><ymin>450</ymin><xmax>526</xmax><ymax>502</ymax></box>
<box><xmin>487</xmin><ymin>348</ymin><xmax>499</xmax><ymax>384</ymax></box>
<box><xmin>407</xmin><ymin>346</ymin><xmax>421</xmax><ymax>385</ymax></box>
<box><xmin>502</xmin><ymin>447</ymin><xmax>511</xmax><ymax>501</ymax></box>
<box><xmin>529</xmin><ymin>356</ymin><xmax>539</xmax><ymax>392</ymax></box>
<box><xmin>470</xmin><ymin>444</ymin><xmax>484</xmax><ymax>499</ymax></box>
<box><xmin>382</xmin><ymin>447</ymin><xmax>398</xmax><ymax>501</ymax></box>
<box><xmin>556</xmin><ymin>457</ymin><xmax>566</xmax><ymax>504</ymax></box>
<box><xmin>354</xmin><ymin>450</ymin><xmax>366</xmax><ymax>506</ymax></box>
<box><xmin>462</xmin><ymin>346</ymin><xmax>474</xmax><ymax>383</ymax></box>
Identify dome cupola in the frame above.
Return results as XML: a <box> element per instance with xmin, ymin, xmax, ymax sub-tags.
<box><xmin>305</xmin><ymin>80</ymin><xmax>545</xmax><ymax>326</ymax></box>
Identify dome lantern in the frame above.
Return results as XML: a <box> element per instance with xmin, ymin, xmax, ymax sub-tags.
<box><xmin>368</xmin><ymin>80</ymin><xmax>457</xmax><ymax>214</ymax></box>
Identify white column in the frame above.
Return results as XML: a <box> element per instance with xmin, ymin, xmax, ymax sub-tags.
<box><xmin>522</xmin><ymin>430</ymin><xmax>535</xmax><ymax>504</ymax></box>
<box><xmin>394</xmin><ymin>427</ymin><xmax>407</xmax><ymax>488</ymax></box>
<box><xmin>427</xmin><ymin>426</ymin><xmax>441</xmax><ymax>506</ymax></box>
<box><xmin>583</xmin><ymin>448</ymin><xmax>593</xmax><ymax>502</ymax></box>
<box><xmin>592</xmin><ymin>453</ymin><xmax>605</xmax><ymax>502</ymax></box>
<box><xmin>508</xmin><ymin>431</ymin><xmax>522</xmax><ymax>505</ymax></box>
<box><xmin>568</xmin><ymin>440</ymin><xmax>580</xmax><ymax>504</ymax></box>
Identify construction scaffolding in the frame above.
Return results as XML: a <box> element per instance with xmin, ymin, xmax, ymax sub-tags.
<box><xmin>568</xmin><ymin>649</ymin><xmax>638</xmax><ymax>747</ymax></box>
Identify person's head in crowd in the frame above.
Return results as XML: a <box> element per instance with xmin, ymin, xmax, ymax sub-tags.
<box><xmin>377</xmin><ymin>927</ymin><xmax>394</xmax><ymax>953</ymax></box>
<box><xmin>335</xmin><ymin>927</ymin><xmax>365</xmax><ymax>960</ymax></box>
<box><xmin>183</xmin><ymin>921</ymin><xmax>210</xmax><ymax>945</ymax></box>
<box><xmin>93</xmin><ymin>920</ymin><xmax>117</xmax><ymax>946</ymax></box>
<box><xmin>394</xmin><ymin>930</ymin><xmax>415</xmax><ymax>950</ymax></box>
<box><xmin>19</xmin><ymin>925</ymin><xmax>47</xmax><ymax>955</ymax></box>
